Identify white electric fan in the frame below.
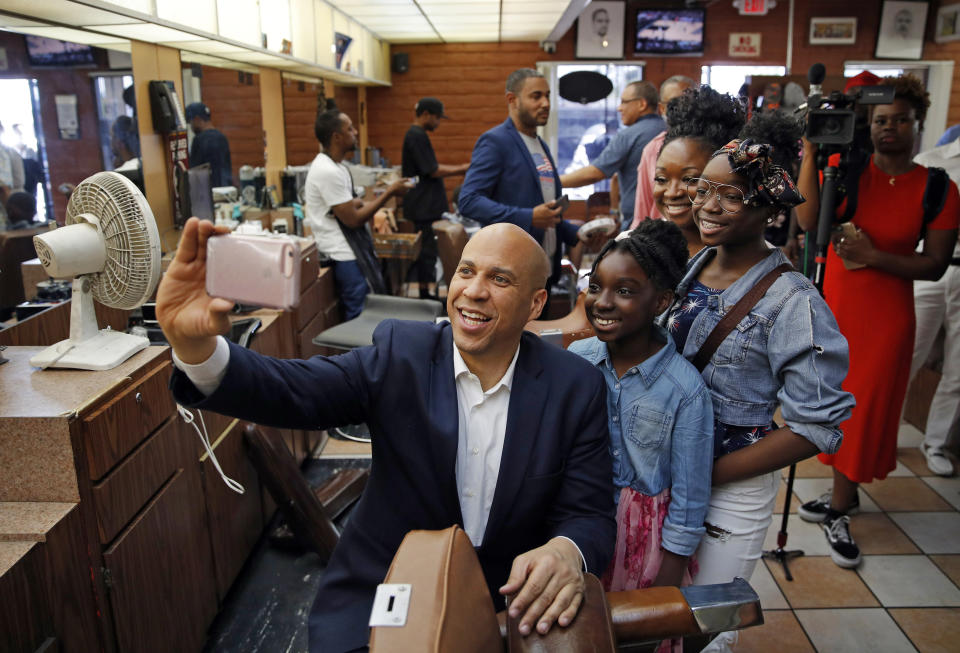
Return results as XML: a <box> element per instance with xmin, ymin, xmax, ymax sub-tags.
<box><xmin>29</xmin><ymin>171</ymin><xmax>162</xmax><ymax>370</ymax></box>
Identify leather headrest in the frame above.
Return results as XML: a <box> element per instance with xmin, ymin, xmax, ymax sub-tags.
<box><xmin>369</xmin><ymin>526</ymin><xmax>503</xmax><ymax>653</ymax></box>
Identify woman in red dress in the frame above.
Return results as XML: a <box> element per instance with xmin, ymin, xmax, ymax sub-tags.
<box><xmin>795</xmin><ymin>74</ymin><xmax>959</xmax><ymax>568</ymax></box>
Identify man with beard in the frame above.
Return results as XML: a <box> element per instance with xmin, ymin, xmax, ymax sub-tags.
<box><xmin>402</xmin><ymin>97</ymin><xmax>470</xmax><ymax>299</ymax></box>
<box><xmin>459</xmin><ymin>69</ymin><xmax>580</xmax><ymax>290</ymax></box>
<box><xmin>305</xmin><ymin>109</ymin><xmax>409</xmax><ymax>319</ymax></box>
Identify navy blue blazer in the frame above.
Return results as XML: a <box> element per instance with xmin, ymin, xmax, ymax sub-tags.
<box><xmin>171</xmin><ymin>320</ymin><xmax>615</xmax><ymax>653</ymax></box>
<box><xmin>459</xmin><ymin>118</ymin><xmax>580</xmax><ymax>275</ymax></box>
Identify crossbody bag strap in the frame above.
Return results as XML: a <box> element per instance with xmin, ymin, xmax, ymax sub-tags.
<box><xmin>691</xmin><ymin>263</ymin><xmax>793</xmax><ymax>373</ymax></box>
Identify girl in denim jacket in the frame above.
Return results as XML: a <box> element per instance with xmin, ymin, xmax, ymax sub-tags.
<box><xmin>662</xmin><ymin>139</ymin><xmax>854</xmax><ymax>652</ymax></box>
<box><xmin>570</xmin><ymin>221</ymin><xmax>714</xmax><ymax>653</ymax></box>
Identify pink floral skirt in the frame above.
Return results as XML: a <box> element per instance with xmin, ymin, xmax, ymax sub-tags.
<box><xmin>602</xmin><ymin>487</ymin><xmax>699</xmax><ymax>653</ymax></box>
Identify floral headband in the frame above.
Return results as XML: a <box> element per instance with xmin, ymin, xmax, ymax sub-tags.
<box><xmin>714</xmin><ymin>138</ymin><xmax>805</xmax><ymax>209</ymax></box>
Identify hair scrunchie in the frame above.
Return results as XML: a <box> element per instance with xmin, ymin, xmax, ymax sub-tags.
<box><xmin>714</xmin><ymin>138</ymin><xmax>805</xmax><ymax>209</ymax></box>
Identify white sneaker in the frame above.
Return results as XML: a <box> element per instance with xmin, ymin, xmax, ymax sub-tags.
<box><xmin>922</xmin><ymin>444</ymin><xmax>955</xmax><ymax>477</ymax></box>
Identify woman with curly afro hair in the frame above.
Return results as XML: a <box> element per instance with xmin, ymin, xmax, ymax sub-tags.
<box><xmin>795</xmin><ymin>74</ymin><xmax>960</xmax><ymax>568</ymax></box>
<box><xmin>653</xmin><ymin>86</ymin><xmax>746</xmax><ymax>257</ymax></box>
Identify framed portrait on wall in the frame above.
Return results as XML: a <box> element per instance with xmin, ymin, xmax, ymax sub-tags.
<box><xmin>935</xmin><ymin>3</ymin><xmax>960</xmax><ymax>43</ymax></box>
<box><xmin>875</xmin><ymin>0</ymin><xmax>928</xmax><ymax>59</ymax></box>
<box><xmin>576</xmin><ymin>1</ymin><xmax>625</xmax><ymax>59</ymax></box>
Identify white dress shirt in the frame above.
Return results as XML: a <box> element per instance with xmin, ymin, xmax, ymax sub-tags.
<box><xmin>452</xmin><ymin>342</ymin><xmax>519</xmax><ymax>545</ymax></box>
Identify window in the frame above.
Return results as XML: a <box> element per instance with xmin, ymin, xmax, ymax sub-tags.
<box><xmin>700</xmin><ymin>65</ymin><xmax>786</xmax><ymax>96</ymax></box>
<box><xmin>541</xmin><ymin>62</ymin><xmax>645</xmax><ymax>200</ymax></box>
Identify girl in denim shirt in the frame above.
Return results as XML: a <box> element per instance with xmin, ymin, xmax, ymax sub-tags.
<box><xmin>664</xmin><ymin>140</ymin><xmax>854</xmax><ymax>652</ymax></box>
<box><xmin>569</xmin><ymin>221</ymin><xmax>714</xmax><ymax>619</ymax></box>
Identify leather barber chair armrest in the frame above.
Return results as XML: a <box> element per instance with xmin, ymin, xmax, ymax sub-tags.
<box><xmin>371</xmin><ymin>528</ymin><xmax>763</xmax><ymax>653</ymax></box>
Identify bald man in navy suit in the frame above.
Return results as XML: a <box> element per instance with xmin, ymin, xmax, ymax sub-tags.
<box><xmin>158</xmin><ymin>218</ymin><xmax>615</xmax><ymax>652</ymax></box>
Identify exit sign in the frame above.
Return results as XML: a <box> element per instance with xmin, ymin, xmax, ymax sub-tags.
<box><xmin>739</xmin><ymin>0</ymin><xmax>772</xmax><ymax>15</ymax></box>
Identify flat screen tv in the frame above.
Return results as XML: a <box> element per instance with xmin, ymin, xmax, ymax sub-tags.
<box><xmin>634</xmin><ymin>9</ymin><xmax>705</xmax><ymax>55</ymax></box>
<box><xmin>25</xmin><ymin>36</ymin><xmax>96</xmax><ymax>67</ymax></box>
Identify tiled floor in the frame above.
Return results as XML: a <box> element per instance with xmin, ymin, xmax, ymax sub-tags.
<box><xmin>735</xmin><ymin>422</ymin><xmax>960</xmax><ymax>653</ymax></box>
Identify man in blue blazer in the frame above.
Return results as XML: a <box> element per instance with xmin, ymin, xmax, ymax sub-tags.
<box><xmin>459</xmin><ymin>68</ymin><xmax>581</xmax><ymax>286</ymax></box>
<box><xmin>158</xmin><ymin>218</ymin><xmax>615</xmax><ymax>652</ymax></box>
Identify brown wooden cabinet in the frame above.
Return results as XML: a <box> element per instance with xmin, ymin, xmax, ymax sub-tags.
<box><xmin>200</xmin><ymin>418</ymin><xmax>264</xmax><ymax>601</ymax></box>
<box><xmin>102</xmin><ymin>466</ymin><xmax>217</xmax><ymax>653</ymax></box>
<box><xmin>1</xmin><ymin>264</ymin><xmax>336</xmax><ymax>652</ymax></box>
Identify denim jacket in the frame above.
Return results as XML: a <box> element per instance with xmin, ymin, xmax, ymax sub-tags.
<box><xmin>569</xmin><ymin>329</ymin><xmax>714</xmax><ymax>557</ymax></box>
<box><xmin>659</xmin><ymin>247</ymin><xmax>854</xmax><ymax>454</ymax></box>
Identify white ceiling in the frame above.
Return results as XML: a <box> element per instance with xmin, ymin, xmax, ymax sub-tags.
<box><xmin>325</xmin><ymin>0</ymin><xmax>575</xmax><ymax>43</ymax></box>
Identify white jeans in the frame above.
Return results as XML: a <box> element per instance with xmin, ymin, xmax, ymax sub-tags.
<box><xmin>692</xmin><ymin>471</ymin><xmax>779</xmax><ymax>653</ymax></box>
<box><xmin>910</xmin><ymin>263</ymin><xmax>960</xmax><ymax>451</ymax></box>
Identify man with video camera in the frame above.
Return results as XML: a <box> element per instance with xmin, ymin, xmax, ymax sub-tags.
<box><xmin>795</xmin><ymin>73</ymin><xmax>959</xmax><ymax>569</ymax></box>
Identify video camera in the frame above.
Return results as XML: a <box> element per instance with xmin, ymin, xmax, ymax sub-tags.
<box><xmin>801</xmin><ymin>64</ymin><xmax>894</xmax><ymax>291</ymax></box>
<box><xmin>806</xmin><ymin>86</ymin><xmax>895</xmax><ymax>145</ymax></box>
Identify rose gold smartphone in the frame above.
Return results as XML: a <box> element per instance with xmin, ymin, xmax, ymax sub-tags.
<box><xmin>206</xmin><ymin>234</ymin><xmax>301</xmax><ymax>310</ymax></box>
<box><xmin>836</xmin><ymin>222</ymin><xmax>866</xmax><ymax>270</ymax></box>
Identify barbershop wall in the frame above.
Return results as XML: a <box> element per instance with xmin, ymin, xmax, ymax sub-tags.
<box><xmin>199</xmin><ymin>66</ymin><xmax>264</xmax><ymax>182</ymax></box>
<box><xmin>0</xmin><ymin>32</ymin><xmax>107</xmax><ymax>222</ymax></box>
<box><xmin>283</xmin><ymin>81</ymin><xmax>358</xmax><ymax>166</ymax></box>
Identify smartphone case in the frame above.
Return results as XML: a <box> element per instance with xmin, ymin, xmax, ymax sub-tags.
<box><xmin>206</xmin><ymin>234</ymin><xmax>301</xmax><ymax>310</ymax></box>
<box><xmin>836</xmin><ymin>223</ymin><xmax>866</xmax><ymax>270</ymax></box>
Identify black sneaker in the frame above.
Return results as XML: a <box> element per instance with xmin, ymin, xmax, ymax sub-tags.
<box><xmin>823</xmin><ymin>512</ymin><xmax>861</xmax><ymax>568</ymax></box>
<box><xmin>798</xmin><ymin>490</ymin><xmax>860</xmax><ymax>523</ymax></box>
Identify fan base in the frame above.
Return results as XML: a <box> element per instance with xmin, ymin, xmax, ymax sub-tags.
<box><xmin>30</xmin><ymin>330</ymin><xmax>150</xmax><ymax>371</ymax></box>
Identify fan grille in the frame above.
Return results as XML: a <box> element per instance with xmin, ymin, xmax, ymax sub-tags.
<box><xmin>34</xmin><ymin>238</ymin><xmax>52</xmax><ymax>268</ymax></box>
<box><xmin>66</xmin><ymin>172</ymin><xmax>160</xmax><ymax>309</ymax></box>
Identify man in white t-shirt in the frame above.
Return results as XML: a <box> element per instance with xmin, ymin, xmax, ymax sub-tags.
<box><xmin>305</xmin><ymin>109</ymin><xmax>408</xmax><ymax>319</ymax></box>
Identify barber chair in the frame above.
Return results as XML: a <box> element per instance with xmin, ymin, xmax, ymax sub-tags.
<box><xmin>243</xmin><ymin>424</ymin><xmax>368</xmax><ymax>561</ymax></box>
<box><xmin>311</xmin><ymin>294</ymin><xmax>444</xmax><ymax>352</ymax></box>
<box><xmin>311</xmin><ymin>294</ymin><xmax>443</xmax><ymax>441</ymax></box>
<box><xmin>432</xmin><ymin>219</ymin><xmax>469</xmax><ymax>288</ymax></box>
<box><xmin>525</xmin><ymin>291</ymin><xmax>593</xmax><ymax>349</ymax></box>
<box><xmin>369</xmin><ymin>527</ymin><xmax>763</xmax><ymax>653</ymax></box>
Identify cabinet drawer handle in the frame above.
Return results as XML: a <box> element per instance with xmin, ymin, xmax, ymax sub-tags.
<box><xmin>135</xmin><ymin>392</ymin><xmax>143</xmax><ymax>404</ymax></box>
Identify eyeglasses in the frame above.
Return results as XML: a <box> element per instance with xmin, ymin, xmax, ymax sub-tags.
<box><xmin>619</xmin><ymin>97</ymin><xmax>643</xmax><ymax>106</ymax></box>
<box><xmin>686</xmin><ymin>178</ymin><xmax>747</xmax><ymax>214</ymax></box>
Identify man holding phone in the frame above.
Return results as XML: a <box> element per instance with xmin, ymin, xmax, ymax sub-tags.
<box><xmin>158</xmin><ymin>218</ymin><xmax>615</xmax><ymax>653</ymax></box>
<box><xmin>459</xmin><ymin>69</ymin><xmax>580</xmax><ymax>291</ymax></box>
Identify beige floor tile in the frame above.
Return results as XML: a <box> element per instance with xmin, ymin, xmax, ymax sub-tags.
<box><xmin>858</xmin><ymin>555</ymin><xmax>960</xmax><ymax>607</ymax></box>
<box><xmin>887</xmin><ymin>460</ymin><xmax>916</xmax><ymax>477</ymax></box>
<box><xmin>750</xmin><ymin>560</ymin><xmax>789</xmax><ymax>610</ymax></box>
<box><xmin>861</xmin><ymin>478</ymin><xmax>953</xmax><ymax>512</ymax></box>
<box><xmin>889</xmin><ymin>608</ymin><xmax>960</xmax><ymax>653</ymax></box>
<box><xmin>795</xmin><ymin>608</ymin><xmax>918</xmax><ymax>653</ymax></box>
<box><xmin>852</xmin><ymin>512</ymin><xmax>921</xmax><ymax>555</ymax></box>
<box><xmin>929</xmin><ymin>555</ymin><xmax>960</xmax><ymax>587</ymax></box>
<box><xmin>763</xmin><ymin>516</ymin><xmax>832</xmax><ymax>557</ymax></box>
<box><xmin>766</xmin><ymin>556</ymin><xmax>879</xmax><ymax>609</ymax></box>
<box><xmin>899</xmin><ymin>446</ymin><xmax>935</xmax><ymax>476</ymax></box>
<box><xmin>898</xmin><ymin>422</ymin><xmax>925</xmax><ymax>448</ymax></box>
<box><xmin>792</xmin><ymin>457</ymin><xmax>833</xmax><ymax>478</ymax></box>
<box><xmin>732</xmin><ymin>610</ymin><xmax>814</xmax><ymax>653</ymax></box>
<box><xmin>889</xmin><ymin>513</ymin><xmax>960</xmax><ymax>554</ymax></box>
<box><xmin>922</xmin><ymin>476</ymin><xmax>960</xmax><ymax>511</ymax></box>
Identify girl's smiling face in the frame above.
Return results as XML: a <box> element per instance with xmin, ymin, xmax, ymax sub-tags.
<box><xmin>692</xmin><ymin>156</ymin><xmax>772</xmax><ymax>249</ymax></box>
<box><xmin>585</xmin><ymin>249</ymin><xmax>672</xmax><ymax>345</ymax></box>
<box><xmin>654</xmin><ymin>137</ymin><xmax>712</xmax><ymax>231</ymax></box>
